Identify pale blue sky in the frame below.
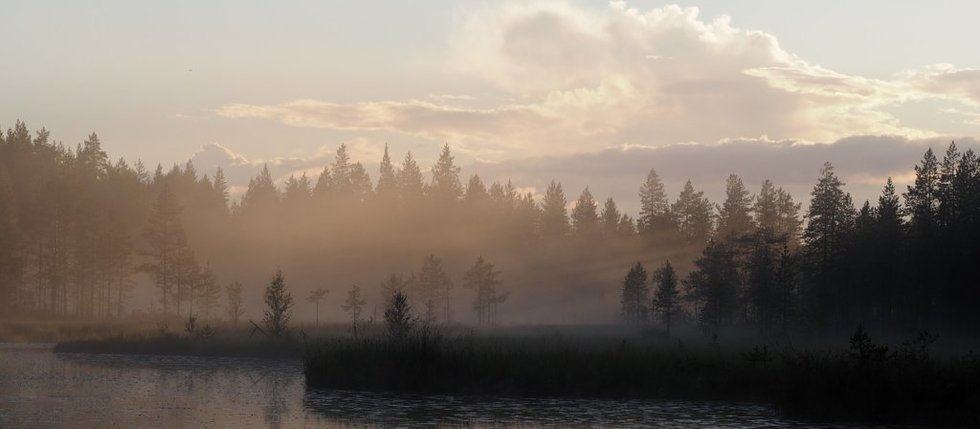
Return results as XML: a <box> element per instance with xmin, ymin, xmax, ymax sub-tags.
<box><xmin>3</xmin><ymin>1</ymin><xmax>979</xmax><ymax>206</ymax></box>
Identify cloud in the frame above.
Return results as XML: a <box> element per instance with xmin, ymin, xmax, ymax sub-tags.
<box><xmin>213</xmin><ymin>2</ymin><xmax>980</xmax><ymax>160</ymax></box>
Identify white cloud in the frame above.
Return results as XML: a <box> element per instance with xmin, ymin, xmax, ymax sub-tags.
<box><xmin>214</xmin><ymin>2</ymin><xmax>980</xmax><ymax>161</ymax></box>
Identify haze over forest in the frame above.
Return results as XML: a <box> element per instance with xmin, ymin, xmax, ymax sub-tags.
<box><xmin>4</xmin><ymin>1</ymin><xmax>980</xmax><ymax>334</ymax></box>
<box><xmin>3</xmin><ymin>122</ymin><xmax>980</xmax><ymax>338</ymax></box>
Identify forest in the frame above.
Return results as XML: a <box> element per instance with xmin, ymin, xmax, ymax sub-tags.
<box><xmin>2</xmin><ymin>120</ymin><xmax>980</xmax><ymax>338</ymax></box>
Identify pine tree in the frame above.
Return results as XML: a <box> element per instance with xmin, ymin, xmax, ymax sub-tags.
<box><xmin>905</xmin><ymin>148</ymin><xmax>940</xmax><ymax>237</ymax></box>
<box><xmin>429</xmin><ymin>144</ymin><xmax>462</xmax><ymax>204</ymax></box>
<box><xmin>673</xmin><ymin>180</ymin><xmax>714</xmax><ymax>244</ymax></box>
<box><xmin>416</xmin><ymin>254</ymin><xmax>453</xmax><ymax>323</ymax></box>
<box><xmin>376</xmin><ymin>144</ymin><xmax>398</xmax><ymax>200</ymax></box>
<box><xmin>139</xmin><ymin>183</ymin><xmax>187</xmax><ymax>316</ymax></box>
<box><xmin>686</xmin><ymin>240</ymin><xmax>740</xmax><ymax>337</ymax></box>
<box><xmin>638</xmin><ymin>169</ymin><xmax>674</xmax><ymax>235</ymax></box>
<box><xmin>652</xmin><ymin>261</ymin><xmax>679</xmax><ymax>335</ymax></box>
<box><xmin>341</xmin><ymin>285</ymin><xmax>367</xmax><ymax>338</ymax></box>
<box><xmin>397</xmin><ymin>151</ymin><xmax>425</xmax><ymax>202</ymax></box>
<box><xmin>540</xmin><ymin>180</ymin><xmax>569</xmax><ymax>239</ymax></box>
<box><xmin>464</xmin><ymin>174</ymin><xmax>489</xmax><ymax>204</ymax></box>
<box><xmin>600</xmin><ymin>197</ymin><xmax>621</xmax><ymax>236</ymax></box>
<box><xmin>463</xmin><ymin>256</ymin><xmax>506</xmax><ymax>325</ymax></box>
<box><xmin>263</xmin><ymin>269</ymin><xmax>293</xmax><ymax>338</ymax></box>
<box><xmin>307</xmin><ymin>287</ymin><xmax>329</xmax><ymax>327</ymax></box>
<box><xmin>803</xmin><ymin>162</ymin><xmax>855</xmax><ymax>330</ymax></box>
<box><xmin>384</xmin><ymin>289</ymin><xmax>414</xmax><ymax>341</ymax></box>
<box><xmin>212</xmin><ymin>167</ymin><xmax>230</xmax><ymax>211</ymax></box>
<box><xmin>716</xmin><ymin>174</ymin><xmax>754</xmax><ymax>239</ymax></box>
<box><xmin>620</xmin><ymin>262</ymin><xmax>649</xmax><ymax>325</ymax></box>
<box><xmin>225</xmin><ymin>281</ymin><xmax>245</xmax><ymax>327</ymax></box>
<box><xmin>241</xmin><ymin>164</ymin><xmax>279</xmax><ymax>214</ymax></box>
<box><xmin>570</xmin><ymin>187</ymin><xmax>599</xmax><ymax>235</ymax></box>
<box><xmin>196</xmin><ymin>261</ymin><xmax>220</xmax><ymax>323</ymax></box>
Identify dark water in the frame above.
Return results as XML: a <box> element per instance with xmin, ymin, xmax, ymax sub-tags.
<box><xmin>0</xmin><ymin>344</ymin><xmax>893</xmax><ymax>428</ymax></box>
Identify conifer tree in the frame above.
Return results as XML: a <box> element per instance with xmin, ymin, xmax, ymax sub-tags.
<box><xmin>540</xmin><ymin>180</ymin><xmax>569</xmax><ymax>239</ymax></box>
<box><xmin>638</xmin><ymin>169</ymin><xmax>674</xmax><ymax>234</ymax></box>
<box><xmin>652</xmin><ymin>261</ymin><xmax>680</xmax><ymax>335</ymax></box>
<box><xmin>463</xmin><ymin>256</ymin><xmax>506</xmax><ymax>325</ymax></box>
<box><xmin>430</xmin><ymin>144</ymin><xmax>463</xmax><ymax>204</ymax></box>
<box><xmin>263</xmin><ymin>269</ymin><xmax>293</xmax><ymax>338</ymax></box>
<box><xmin>600</xmin><ymin>197</ymin><xmax>621</xmax><ymax>235</ymax></box>
<box><xmin>673</xmin><ymin>180</ymin><xmax>714</xmax><ymax>244</ymax></box>
<box><xmin>416</xmin><ymin>254</ymin><xmax>453</xmax><ymax>323</ymax></box>
<box><xmin>571</xmin><ymin>187</ymin><xmax>599</xmax><ymax>235</ymax></box>
<box><xmin>342</xmin><ymin>285</ymin><xmax>367</xmax><ymax>338</ymax></box>
<box><xmin>139</xmin><ymin>183</ymin><xmax>187</xmax><ymax>315</ymax></box>
<box><xmin>686</xmin><ymin>240</ymin><xmax>740</xmax><ymax>337</ymax></box>
<box><xmin>620</xmin><ymin>262</ymin><xmax>649</xmax><ymax>325</ymax></box>
<box><xmin>225</xmin><ymin>281</ymin><xmax>245</xmax><ymax>327</ymax></box>
<box><xmin>803</xmin><ymin>162</ymin><xmax>855</xmax><ymax>330</ymax></box>
<box><xmin>307</xmin><ymin>287</ymin><xmax>329</xmax><ymax>327</ymax></box>
<box><xmin>376</xmin><ymin>144</ymin><xmax>398</xmax><ymax>200</ymax></box>
<box><xmin>397</xmin><ymin>151</ymin><xmax>425</xmax><ymax>202</ymax></box>
<box><xmin>716</xmin><ymin>174</ymin><xmax>754</xmax><ymax>239</ymax></box>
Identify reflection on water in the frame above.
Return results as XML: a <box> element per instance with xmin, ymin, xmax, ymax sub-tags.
<box><xmin>0</xmin><ymin>344</ymin><xmax>895</xmax><ymax>428</ymax></box>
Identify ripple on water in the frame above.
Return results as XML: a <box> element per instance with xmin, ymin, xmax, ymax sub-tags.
<box><xmin>0</xmin><ymin>344</ymin><xmax>908</xmax><ymax>429</ymax></box>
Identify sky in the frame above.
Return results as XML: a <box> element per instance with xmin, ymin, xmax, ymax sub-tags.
<box><xmin>4</xmin><ymin>1</ymin><xmax>980</xmax><ymax>213</ymax></box>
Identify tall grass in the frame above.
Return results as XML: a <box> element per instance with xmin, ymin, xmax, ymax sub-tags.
<box><xmin>304</xmin><ymin>327</ymin><xmax>980</xmax><ymax>427</ymax></box>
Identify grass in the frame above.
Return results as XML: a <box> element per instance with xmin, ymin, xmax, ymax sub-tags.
<box><xmin>304</xmin><ymin>326</ymin><xmax>980</xmax><ymax>427</ymax></box>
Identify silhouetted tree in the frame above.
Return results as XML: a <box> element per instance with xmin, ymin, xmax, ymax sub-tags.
<box><xmin>638</xmin><ymin>169</ymin><xmax>675</xmax><ymax>238</ymax></box>
<box><xmin>416</xmin><ymin>254</ymin><xmax>453</xmax><ymax>323</ymax></box>
<box><xmin>463</xmin><ymin>256</ymin><xmax>506</xmax><ymax>325</ymax></box>
<box><xmin>620</xmin><ymin>262</ymin><xmax>649</xmax><ymax>325</ymax></box>
<box><xmin>263</xmin><ymin>269</ymin><xmax>293</xmax><ymax>338</ymax></box>
<box><xmin>716</xmin><ymin>174</ymin><xmax>755</xmax><ymax>239</ymax></box>
<box><xmin>686</xmin><ymin>240</ymin><xmax>740</xmax><ymax>337</ymax></box>
<box><xmin>429</xmin><ymin>144</ymin><xmax>462</xmax><ymax>204</ymax></box>
<box><xmin>540</xmin><ymin>180</ymin><xmax>569</xmax><ymax>239</ymax></box>
<box><xmin>803</xmin><ymin>162</ymin><xmax>855</xmax><ymax>331</ymax></box>
<box><xmin>571</xmin><ymin>187</ymin><xmax>600</xmax><ymax>235</ymax></box>
<box><xmin>139</xmin><ymin>183</ymin><xmax>186</xmax><ymax>315</ymax></box>
<box><xmin>384</xmin><ymin>289</ymin><xmax>414</xmax><ymax>341</ymax></box>
<box><xmin>307</xmin><ymin>287</ymin><xmax>329</xmax><ymax>327</ymax></box>
<box><xmin>673</xmin><ymin>180</ymin><xmax>714</xmax><ymax>245</ymax></box>
<box><xmin>225</xmin><ymin>281</ymin><xmax>245</xmax><ymax>327</ymax></box>
<box><xmin>342</xmin><ymin>285</ymin><xmax>367</xmax><ymax>338</ymax></box>
<box><xmin>652</xmin><ymin>261</ymin><xmax>680</xmax><ymax>335</ymax></box>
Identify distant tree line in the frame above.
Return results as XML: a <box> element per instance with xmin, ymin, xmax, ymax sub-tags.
<box><xmin>2</xmin><ymin>121</ymin><xmax>978</xmax><ymax>334</ymax></box>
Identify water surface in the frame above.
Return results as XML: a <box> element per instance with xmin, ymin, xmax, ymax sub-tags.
<box><xmin>0</xmin><ymin>344</ymin><xmax>896</xmax><ymax>428</ymax></box>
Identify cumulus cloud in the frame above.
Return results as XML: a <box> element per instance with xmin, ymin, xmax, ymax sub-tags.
<box><xmin>214</xmin><ymin>2</ymin><xmax>980</xmax><ymax>159</ymax></box>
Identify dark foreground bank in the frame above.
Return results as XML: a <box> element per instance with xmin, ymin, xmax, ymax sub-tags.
<box><xmin>304</xmin><ymin>327</ymin><xmax>980</xmax><ymax>428</ymax></box>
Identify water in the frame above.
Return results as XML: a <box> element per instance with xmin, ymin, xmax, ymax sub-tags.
<box><xmin>0</xmin><ymin>344</ymin><xmax>891</xmax><ymax>428</ymax></box>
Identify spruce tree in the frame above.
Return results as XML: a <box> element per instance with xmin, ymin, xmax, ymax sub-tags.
<box><xmin>716</xmin><ymin>174</ymin><xmax>754</xmax><ymax>239</ymax></box>
<box><xmin>540</xmin><ymin>180</ymin><xmax>569</xmax><ymax>239</ymax></box>
<box><xmin>620</xmin><ymin>262</ymin><xmax>649</xmax><ymax>325</ymax></box>
<box><xmin>570</xmin><ymin>187</ymin><xmax>599</xmax><ymax>235</ymax></box>
<box><xmin>652</xmin><ymin>261</ymin><xmax>679</xmax><ymax>335</ymax></box>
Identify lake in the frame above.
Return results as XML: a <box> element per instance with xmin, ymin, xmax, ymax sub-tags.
<box><xmin>0</xmin><ymin>344</ymin><xmax>893</xmax><ymax>428</ymax></box>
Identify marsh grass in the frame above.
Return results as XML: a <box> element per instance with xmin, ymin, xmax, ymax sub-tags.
<box><xmin>304</xmin><ymin>327</ymin><xmax>980</xmax><ymax>427</ymax></box>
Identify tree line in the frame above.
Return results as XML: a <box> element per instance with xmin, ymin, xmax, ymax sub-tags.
<box><xmin>1</xmin><ymin>121</ymin><xmax>978</xmax><ymax>334</ymax></box>
<box><xmin>622</xmin><ymin>143</ymin><xmax>980</xmax><ymax>336</ymax></box>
